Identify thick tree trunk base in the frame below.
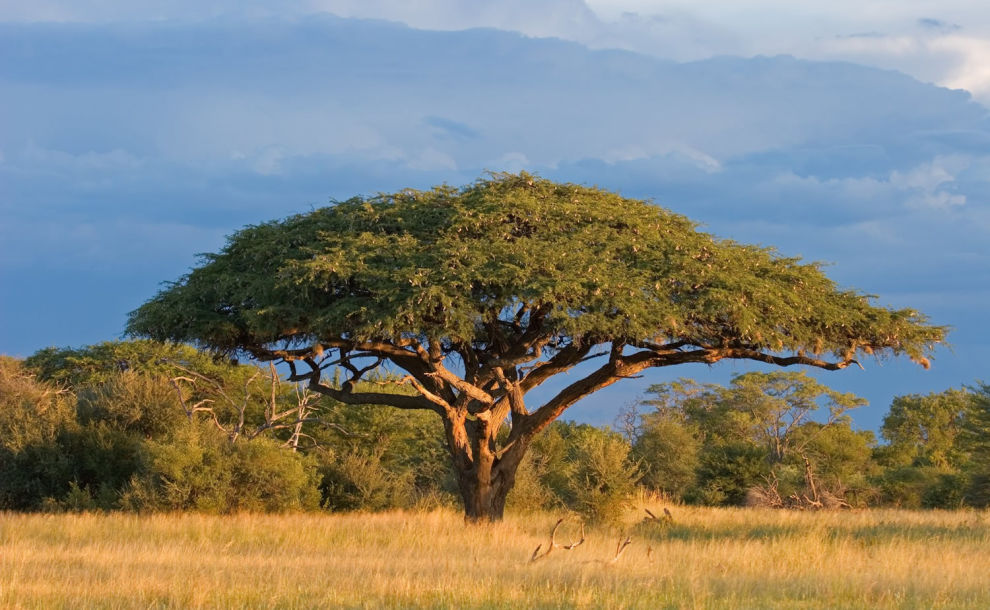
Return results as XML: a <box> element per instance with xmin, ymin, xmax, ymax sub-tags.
<box><xmin>458</xmin><ymin>469</ymin><xmax>514</xmax><ymax>523</ymax></box>
<box><xmin>460</xmin><ymin>484</ymin><xmax>509</xmax><ymax>523</ymax></box>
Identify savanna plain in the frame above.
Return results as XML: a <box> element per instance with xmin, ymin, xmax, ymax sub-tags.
<box><xmin>2</xmin><ymin>504</ymin><xmax>988</xmax><ymax>609</ymax></box>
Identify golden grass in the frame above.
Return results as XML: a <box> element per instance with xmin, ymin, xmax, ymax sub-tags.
<box><xmin>1</xmin><ymin>505</ymin><xmax>988</xmax><ymax>609</ymax></box>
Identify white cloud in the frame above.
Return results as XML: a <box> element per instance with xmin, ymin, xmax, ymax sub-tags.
<box><xmin>891</xmin><ymin>155</ymin><xmax>969</xmax><ymax>209</ymax></box>
<box><xmin>405</xmin><ymin>147</ymin><xmax>457</xmax><ymax>171</ymax></box>
<box><xmin>491</xmin><ymin>151</ymin><xmax>530</xmax><ymax>172</ymax></box>
<box><xmin>251</xmin><ymin>146</ymin><xmax>285</xmax><ymax>175</ymax></box>
<box><xmin>930</xmin><ymin>35</ymin><xmax>990</xmax><ymax>100</ymax></box>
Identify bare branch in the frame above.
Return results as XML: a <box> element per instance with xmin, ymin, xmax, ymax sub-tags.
<box><xmin>427</xmin><ymin>365</ymin><xmax>494</xmax><ymax>404</ymax></box>
<box><xmin>518</xmin><ymin>342</ymin><xmax>594</xmax><ymax>393</ymax></box>
<box><xmin>609</xmin><ymin>537</ymin><xmax>632</xmax><ymax>564</ymax></box>
<box><xmin>530</xmin><ymin>518</ymin><xmax>586</xmax><ymax>562</ymax></box>
<box><xmin>398</xmin><ymin>374</ymin><xmax>453</xmax><ymax>412</ymax></box>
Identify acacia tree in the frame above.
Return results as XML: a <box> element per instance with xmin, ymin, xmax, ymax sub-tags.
<box><xmin>128</xmin><ymin>173</ymin><xmax>945</xmax><ymax>521</ymax></box>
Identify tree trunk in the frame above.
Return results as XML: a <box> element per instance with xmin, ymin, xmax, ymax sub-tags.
<box><xmin>458</xmin><ymin>469</ymin><xmax>506</xmax><ymax>522</ymax></box>
<box><xmin>455</xmin><ymin>453</ymin><xmax>525</xmax><ymax>522</ymax></box>
<box><xmin>443</xmin><ymin>413</ymin><xmax>526</xmax><ymax>522</ymax></box>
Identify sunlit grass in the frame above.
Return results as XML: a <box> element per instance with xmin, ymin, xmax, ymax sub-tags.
<box><xmin>1</xmin><ymin>504</ymin><xmax>988</xmax><ymax>608</ymax></box>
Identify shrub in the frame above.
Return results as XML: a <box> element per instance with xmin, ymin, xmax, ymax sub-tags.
<box><xmin>633</xmin><ymin>414</ymin><xmax>699</xmax><ymax>499</ymax></box>
<box><xmin>876</xmin><ymin>466</ymin><xmax>945</xmax><ymax>509</ymax></box>
<box><xmin>76</xmin><ymin>372</ymin><xmax>186</xmax><ymax>438</ymax></box>
<box><xmin>318</xmin><ymin>448</ymin><xmax>415</xmax><ymax>511</ymax></box>
<box><xmin>121</xmin><ymin>422</ymin><xmax>321</xmax><ymax>513</ymax></box>
<box><xmin>0</xmin><ymin>358</ymin><xmax>77</xmax><ymax>510</ymax></box>
<box><xmin>689</xmin><ymin>441</ymin><xmax>770</xmax><ymax>506</ymax></box>
<box><xmin>505</xmin><ymin>444</ymin><xmax>560</xmax><ymax>513</ymax></box>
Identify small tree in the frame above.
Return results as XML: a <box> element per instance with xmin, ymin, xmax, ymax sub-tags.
<box><xmin>128</xmin><ymin>173</ymin><xmax>944</xmax><ymax>521</ymax></box>
<box><xmin>630</xmin><ymin>407</ymin><xmax>700</xmax><ymax>499</ymax></box>
<box><xmin>641</xmin><ymin>373</ymin><xmax>869</xmax><ymax>505</ymax></box>
<box><xmin>879</xmin><ymin>389</ymin><xmax>976</xmax><ymax>469</ymax></box>
<box><xmin>725</xmin><ymin>371</ymin><xmax>867</xmax><ymax>463</ymax></box>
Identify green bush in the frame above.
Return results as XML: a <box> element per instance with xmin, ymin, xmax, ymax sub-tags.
<box><xmin>689</xmin><ymin>441</ymin><xmax>770</xmax><ymax>506</ymax></box>
<box><xmin>0</xmin><ymin>357</ymin><xmax>75</xmax><ymax>452</ymax></box>
<box><xmin>318</xmin><ymin>448</ymin><xmax>415</xmax><ymax>511</ymax></box>
<box><xmin>505</xmin><ymin>445</ymin><xmax>560</xmax><ymax>513</ymax></box>
<box><xmin>528</xmin><ymin>423</ymin><xmax>638</xmax><ymax>524</ymax></box>
<box><xmin>922</xmin><ymin>472</ymin><xmax>967</xmax><ymax>509</ymax></box>
<box><xmin>876</xmin><ymin>466</ymin><xmax>945</xmax><ymax>509</ymax></box>
<box><xmin>121</xmin><ymin>422</ymin><xmax>321</xmax><ymax>513</ymax></box>
<box><xmin>0</xmin><ymin>358</ymin><xmax>77</xmax><ymax>510</ymax></box>
<box><xmin>633</xmin><ymin>414</ymin><xmax>699</xmax><ymax>499</ymax></box>
<box><xmin>76</xmin><ymin>372</ymin><xmax>186</xmax><ymax>438</ymax></box>
<box><xmin>564</xmin><ymin>427</ymin><xmax>639</xmax><ymax>524</ymax></box>
<box><xmin>314</xmin><ymin>402</ymin><xmax>457</xmax><ymax>510</ymax></box>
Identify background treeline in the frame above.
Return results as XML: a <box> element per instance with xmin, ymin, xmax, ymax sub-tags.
<box><xmin>1</xmin><ymin>341</ymin><xmax>988</xmax><ymax>521</ymax></box>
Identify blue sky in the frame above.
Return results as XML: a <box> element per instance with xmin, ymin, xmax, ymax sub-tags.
<box><xmin>1</xmin><ymin>1</ymin><xmax>988</xmax><ymax>431</ymax></box>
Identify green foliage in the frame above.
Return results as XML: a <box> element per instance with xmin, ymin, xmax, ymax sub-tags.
<box><xmin>318</xmin><ymin>448</ymin><xmax>416</xmax><ymax>511</ymax></box>
<box><xmin>313</xmin><ymin>401</ymin><xmax>456</xmax><ymax>509</ymax></box>
<box><xmin>7</xmin><ymin>332</ymin><xmax>987</xmax><ymax>516</ymax></box>
<box><xmin>0</xmin><ymin>358</ymin><xmax>77</xmax><ymax>510</ymax></box>
<box><xmin>1</xmin><ymin>343</ymin><xmax>333</xmax><ymax>513</ymax></box>
<box><xmin>25</xmin><ymin>340</ymin><xmax>239</xmax><ymax>389</ymax></box>
<box><xmin>873</xmin><ymin>386</ymin><xmax>989</xmax><ymax>509</ymax></box>
<box><xmin>129</xmin><ymin>172</ymin><xmax>943</xmax><ymax>369</ymax></box>
<box><xmin>122</xmin><ymin>422</ymin><xmax>321</xmax><ymax>513</ymax></box>
<box><xmin>76</xmin><ymin>372</ymin><xmax>186</xmax><ymax>438</ymax></box>
<box><xmin>690</xmin><ymin>441</ymin><xmax>771</xmax><ymax>506</ymax></box>
<box><xmin>58</xmin><ymin>423</ymin><xmax>146</xmax><ymax>508</ymax></box>
<box><xmin>876</xmin><ymin>466</ymin><xmax>949</xmax><ymax>509</ymax></box>
<box><xmin>921</xmin><ymin>472</ymin><xmax>968</xmax><ymax>509</ymax></box>
<box><xmin>0</xmin><ymin>357</ymin><xmax>75</xmax><ymax>453</ymax></box>
<box><xmin>640</xmin><ymin>372</ymin><xmax>872</xmax><ymax>506</ymax></box>
<box><xmin>504</xmin><ymin>447</ymin><xmax>560</xmax><ymax>513</ymax></box>
<box><xmin>632</xmin><ymin>409</ymin><xmax>700</xmax><ymax>498</ymax></box>
<box><xmin>794</xmin><ymin>421</ymin><xmax>878</xmax><ymax>503</ymax></box>
<box><xmin>725</xmin><ymin>371</ymin><xmax>867</xmax><ymax>462</ymax></box>
<box><xmin>525</xmin><ymin>422</ymin><xmax>638</xmax><ymax>524</ymax></box>
<box><xmin>880</xmin><ymin>389</ymin><xmax>975</xmax><ymax>469</ymax></box>
<box><xmin>961</xmin><ymin>383</ymin><xmax>990</xmax><ymax>506</ymax></box>
<box><xmin>564</xmin><ymin>427</ymin><xmax>639</xmax><ymax>524</ymax></box>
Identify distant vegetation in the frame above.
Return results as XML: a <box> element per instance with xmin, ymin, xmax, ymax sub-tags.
<box><xmin>2</xmin><ymin>339</ymin><xmax>987</xmax><ymax>520</ymax></box>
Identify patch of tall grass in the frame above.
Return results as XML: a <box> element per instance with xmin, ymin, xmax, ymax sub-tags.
<box><xmin>1</xmin><ymin>505</ymin><xmax>988</xmax><ymax>608</ymax></box>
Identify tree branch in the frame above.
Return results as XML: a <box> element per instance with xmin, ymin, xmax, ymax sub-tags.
<box><xmin>518</xmin><ymin>342</ymin><xmax>594</xmax><ymax>392</ymax></box>
<box><xmin>297</xmin><ymin>359</ymin><xmax>441</xmax><ymax>413</ymax></box>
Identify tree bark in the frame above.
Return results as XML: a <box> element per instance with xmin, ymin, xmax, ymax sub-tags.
<box><xmin>457</xmin><ymin>464</ymin><xmax>513</xmax><ymax>523</ymax></box>
<box><xmin>442</xmin><ymin>410</ymin><xmax>526</xmax><ymax>523</ymax></box>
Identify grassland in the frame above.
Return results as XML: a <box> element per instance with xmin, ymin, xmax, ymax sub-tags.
<box><xmin>1</xmin><ymin>504</ymin><xmax>988</xmax><ymax>609</ymax></box>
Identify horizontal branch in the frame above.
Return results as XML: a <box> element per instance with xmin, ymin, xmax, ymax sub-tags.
<box><xmin>514</xmin><ymin>344</ymin><xmax>861</xmax><ymax>444</ymax></box>
<box><xmin>518</xmin><ymin>343</ymin><xmax>594</xmax><ymax>393</ymax></box>
<box><xmin>428</xmin><ymin>365</ymin><xmax>494</xmax><ymax>404</ymax></box>
<box><xmin>308</xmin><ymin>380</ymin><xmax>440</xmax><ymax>412</ymax></box>
<box><xmin>715</xmin><ymin>348</ymin><xmax>861</xmax><ymax>371</ymax></box>
<box><xmin>293</xmin><ymin>359</ymin><xmax>440</xmax><ymax>413</ymax></box>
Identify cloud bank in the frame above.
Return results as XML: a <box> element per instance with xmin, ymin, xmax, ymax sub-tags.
<box><xmin>1</xmin><ymin>15</ymin><xmax>988</xmax><ymax>428</ymax></box>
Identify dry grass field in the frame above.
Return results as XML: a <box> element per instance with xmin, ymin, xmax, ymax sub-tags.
<box><xmin>1</xmin><ymin>504</ymin><xmax>988</xmax><ymax>608</ymax></box>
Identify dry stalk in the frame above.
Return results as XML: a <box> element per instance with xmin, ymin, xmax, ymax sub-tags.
<box><xmin>643</xmin><ymin>507</ymin><xmax>674</xmax><ymax>525</ymax></box>
<box><xmin>609</xmin><ymin>537</ymin><xmax>632</xmax><ymax>564</ymax></box>
<box><xmin>530</xmin><ymin>518</ymin><xmax>586</xmax><ymax>562</ymax></box>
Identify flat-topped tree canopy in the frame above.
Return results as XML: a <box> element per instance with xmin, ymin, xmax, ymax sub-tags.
<box><xmin>128</xmin><ymin>172</ymin><xmax>946</xmax><ymax>521</ymax></box>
